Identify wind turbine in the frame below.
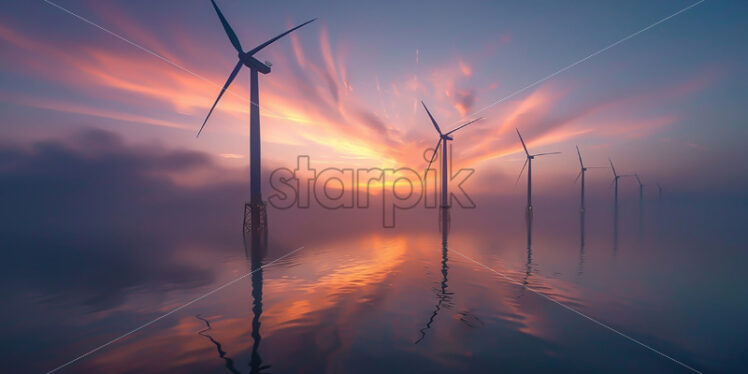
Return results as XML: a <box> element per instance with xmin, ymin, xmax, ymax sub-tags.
<box><xmin>575</xmin><ymin>145</ymin><xmax>605</xmax><ymax>248</ymax></box>
<box><xmin>657</xmin><ymin>183</ymin><xmax>663</xmax><ymax>202</ymax></box>
<box><xmin>423</xmin><ymin>102</ymin><xmax>482</xmax><ymax>208</ymax></box>
<box><xmin>635</xmin><ymin>174</ymin><xmax>645</xmax><ymax>204</ymax></box>
<box><xmin>575</xmin><ymin>145</ymin><xmax>607</xmax><ymax>214</ymax></box>
<box><xmin>516</xmin><ymin>129</ymin><xmax>561</xmax><ymax>216</ymax></box>
<box><xmin>197</xmin><ymin>0</ymin><xmax>315</xmax><ymax>222</ymax></box>
<box><xmin>609</xmin><ymin>158</ymin><xmax>633</xmax><ymax>251</ymax></box>
<box><xmin>609</xmin><ymin>158</ymin><xmax>634</xmax><ymax>212</ymax></box>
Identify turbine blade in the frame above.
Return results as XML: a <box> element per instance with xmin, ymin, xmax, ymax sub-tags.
<box><xmin>516</xmin><ymin>129</ymin><xmax>529</xmax><ymax>156</ymax></box>
<box><xmin>197</xmin><ymin>60</ymin><xmax>243</xmax><ymax>137</ymax></box>
<box><xmin>576</xmin><ymin>145</ymin><xmax>584</xmax><ymax>168</ymax></box>
<box><xmin>446</xmin><ymin>117</ymin><xmax>483</xmax><ymax>135</ymax></box>
<box><xmin>211</xmin><ymin>0</ymin><xmax>243</xmax><ymax>53</ymax></box>
<box><xmin>635</xmin><ymin>174</ymin><xmax>642</xmax><ymax>185</ymax></box>
<box><xmin>608</xmin><ymin>158</ymin><xmax>617</xmax><ymax>177</ymax></box>
<box><xmin>247</xmin><ymin>18</ymin><xmax>317</xmax><ymax>55</ymax></box>
<box><xmin>575</xmin><ymin>170</ymin><xmax>582</xmax><ymax>183</ymax></box>
<box><xmin>425</xmin><ymin>139</ymin><xmax>441</xmax><ymax>173</ymax></box>
<box><xmin>421</xmin><ymin>101</ymin><xmax>442</xmax><ymax>135</ymax></box>
<box><xmin>533</xmin><ymin>152</ymin><xmax>561</xmax><ymax>157</ymax></box>
<box><xmin>515</xmin><ymin>158</ymin><xmax>528</xmax><ymax>185</ymax></box>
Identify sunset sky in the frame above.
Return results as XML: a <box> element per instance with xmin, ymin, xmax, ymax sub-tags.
<box><xmin>1</xmin><ymin>0</ymin><xmax>746</xmax><ymax>195</ymax></box>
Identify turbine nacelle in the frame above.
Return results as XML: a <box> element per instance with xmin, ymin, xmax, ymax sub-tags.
<box><xmin>197</xmin><ymin>1</ymin><xmax>315</xmax><ymax>137</ymax></box>
<box><xmin>514</xmin><ymin>129</ymin><xmax>561</xmax><ymax>185</ymax></box>
<box><xmin>575</xmin><ymin>146</ymin><xmax>606</xmax><ymax>184</ymax></box>
<box><xmin>421</xmin><ymin>101</ymin><xmax>482</xmax><ymax>173</ymax></box>
<box><xmin>240</xmin><ymin>53</ymin><xmax>271</xmax><ymax>74</ymax></box>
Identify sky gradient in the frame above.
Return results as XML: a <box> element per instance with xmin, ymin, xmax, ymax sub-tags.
<box><xmin>1</xmin><ymin>0</ymin><xmax>746</xmax><ymax>197</ymax></box>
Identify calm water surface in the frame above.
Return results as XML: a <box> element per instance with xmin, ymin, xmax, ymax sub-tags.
<box><xmin>2</xmin><ymin>198</ymin><xmax>746</xmax><ymax>373</ymax></box>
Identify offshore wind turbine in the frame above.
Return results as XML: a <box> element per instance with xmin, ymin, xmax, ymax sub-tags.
<box><xmin>609</xmin><ymin>158</ymin><xmax>634</xmax><ymax>212</ymax></box>
<box><xmin>635</xmin><ymin>174</ymin><xmax>646</xmax><ymax>204</ymax></box>
<box><xmin>197</xmin><ymin>0</ymin><xmax>315</xmax><ymax>227</ymax></box>
<box><xmin>575</xmin><ymin>145</ymin><xmax>606</xmax><ymax>248</ymax></box>
<box><xmin>423</xmin><ymin>102</ymin><xmax>482</xmax><ymax>208</ymax></box>
<box><xmin>609</xmin><ymin>158</ymin><xmax>633</xmax><ymax>251</ymax></box>
<box><xmin>516</xmin><ymin>129</ymin><xmax>561</xmax><ymax>217</ymax></box>
<box><xmin>655</xmin><ymin>182</ymin><xmax>664</xmax><ymax>240</ymax></box>
<box><xmin>635</xmin><ymin>174</ymin><xmax>646</xmax><ymax>241</ymax></box>
<box><xmin>575</xmin><ymin>145</ymin><xmax>607</xmax><ymax>214</ymax></box>
<box><xmin>657</xmin><ymin>183</ymin><xmax>663</xmax><ymax>202</ymax></box>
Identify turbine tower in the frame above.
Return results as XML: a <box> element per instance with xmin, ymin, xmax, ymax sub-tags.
<box><xmin>516</xmin><ymin>129</ymin><xmax>561</xmax><ymax>217</ymax></box>
<box><xmin>657</xmin><ymin>183</ymin><xmax>663</xmax><ymax>202</ymax></box>
<box><xmin>635</xmin><ymin>174</ymin><xmax>647</xmax><ymax>239</ymax></box>
<box><xmin>609</xmin><ymin>158</ymin><xmax>633</xmax><ymax>212</ymax></box>
<box><xmin>575</xmin><ymin>145</ymin><xmax>606</xmax><ymax>214</ymax></box>
<box><xmin>635</xmin><ymin>173</ymin><xmax>646</xmax><ymax>225</ymax></box>
<box><xmin>575</xmin><ymin>145</ymin><xmax>605</xmax><ymax>248</ymax></box>
<box><xmin>635</xmin><ymin>174</ymin><xmax>645</xmax><ymax>204</ymax></box>
<box><xmin>198</xmin><ymin>0</ymin><xmax>315</xmax><ymax>229</ymax></box>
<box><xmin>423</xmin><ymin>102</ymin><xmax>482</xmax><ymax>208</ymax></box>
<box><xmin>609</xmin><ymin>158</ymin><xmax>633</xmax><ymax>251</ymax></box>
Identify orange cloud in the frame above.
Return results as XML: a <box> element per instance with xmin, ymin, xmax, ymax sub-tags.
<box><xmin>0</xmin><ymin>8</ymin><xmax>716</xmax><ymax>188</ymax></box>
<box><xmin>458</xmin><ymin>58</ymin><xmax>472</xmax><ymax>76</ymax></box>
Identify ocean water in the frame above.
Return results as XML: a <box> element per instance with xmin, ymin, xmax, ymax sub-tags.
<box><xmin>1</xmin><ymin>194</ymin><xmax>746</xmax><ymax>373</ymax></box>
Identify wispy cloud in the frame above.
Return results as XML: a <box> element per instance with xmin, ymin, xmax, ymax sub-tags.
<box><xmin>0</xmin><ymin>9</ymin><xmax>717</xmax><ymax>178</ymax></box>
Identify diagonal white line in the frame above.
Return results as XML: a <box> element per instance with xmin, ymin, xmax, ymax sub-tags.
<box><xmin>448</xmin><ymin>246</ymin><xmax>703</xmax><ymax>374</ymax></box>
<box><xmin>41</xmin><ymin>0</ymin><xmax>292</xmax><ymax>127</ymax></box>
<box><xmin>45</xmin><ymin>245</ymin><xmax>305</xmax><ymax>374</ymax></box>
<box><xmin>445</xmin><ymin>0</ymin><xmax>705</xmax><ymax>131</ymax></box>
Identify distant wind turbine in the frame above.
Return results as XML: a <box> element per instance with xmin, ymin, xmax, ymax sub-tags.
<box><xmin>198</xmin><ymin>0</ymin><xmax>315</xmax><ymax>212</ymax></box>
<box><xmin>575</xmin><ymin>145</ymin><xmax>605</xmax><ymax>249</ymax></box>
<box><xmin>657</xmin><ymin>183</ymin><xmax>663</xmax><ymax>202</ymax></box>
<box><xmin>575</xmin><ymin>145</ymin><xmax>606</xmax><ymax>214</ymax></box>
<box><xmin>610</xmin><ymin>158</ymin><xmax>634</xmax><ymax>250</ymax></box>
<box><xmin>635</xmin><ymin>174</ymin><xmax>646</xmax><ymax>204</ymax></box>
<box><xmin>609</xmin><ymin>158</ymin><xmax>634</xmax><ymax>212</ymax></box>
<box><xmin>635</xmin><ymin>174</ymin><xmax>646</xmax><ymax>238</ymax></box>
<box><xmin>516</xmin><ymin>129</ymin><xmax>561</xmax><ymax>216</ymax></box>
<box><xmin>423</xmin><ymin>102</ymin><xmax>482</xmax><ymax>208</ymax></box>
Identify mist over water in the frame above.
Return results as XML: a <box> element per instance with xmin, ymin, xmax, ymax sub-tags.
<box><xmin>1</xmin><ymin>130</ymin><xmax>746</xmax><ymax>373</ymax></box>
<box><xmin>1</xmin><ymin>0</ymin><xmax>747</xmax><ymax>370</ymax></box>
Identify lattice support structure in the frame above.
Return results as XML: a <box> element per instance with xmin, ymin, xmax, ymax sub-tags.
<box><xmin>243</xmin><ymin>225</ymin><xmax>268</xmax><ymax>260</ymax></box>
<box><xmin>244</xmin><ymin>201</ymin><xmax>268</xmax><ymax>233</ymax></box>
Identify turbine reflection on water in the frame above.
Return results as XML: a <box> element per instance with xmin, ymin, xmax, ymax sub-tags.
<box><xmin>194</xmin><ymin>227</ymin><xmax>270</xmax><ymax>373</ymax></box>
<box><xmin>245</xmin><ymin>228</ymin><xmax>269</xmax><ymax>374</ymax></box>
<box><xmin>196</xmin><ymin>315</ymin><xmax>241</xmax><ymax>374</ymax></box>
<box><xmin>415</xmin><ymin>208</ymin><xmax>452</xmax><ymax>344</ymax></box>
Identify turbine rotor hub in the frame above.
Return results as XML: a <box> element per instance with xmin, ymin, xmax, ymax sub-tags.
<box><xmin>239</xmin><ymin>54</ymin><xmax>272</xmax><ymax>74</ymax></box>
